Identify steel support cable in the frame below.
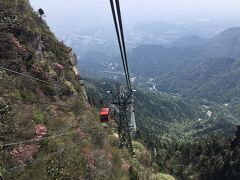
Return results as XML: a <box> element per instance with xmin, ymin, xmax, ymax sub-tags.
<box><xmin>0</xmin><ymin>95</ymin><xmax>69</xmax><ymax>108</ymax></box>
<box><xmin>0</xmin><ymin>81</ymin><xmax>92</xmax><ymax>110</ymax></box>
<box><xmin>0</xmin><ymin>126</ymin><xmax>102</xmax><ymax>148</ymax></box>
<box><xmin>0</xmin><ymin>94</ymin><xmax>95</xmax><ymax>111</ymax></box>
<box><xmin>0</xmin><ymin>66</ymin><xmax>71</xmax><ymax>92</ymax></box>
<box><xmin>0</xmin><ymin>79</ymin><xmax>74</xmax><ymax>111</ymax></box>
<box><xmin>0</xmin><ymin>131</ymin><xmax>76</xmax><ymax>148</ymax></box>
<box><xmin>0</xmin><ymin>80</ymin><xmax>69</xmax><ymax>108</ymax></box>
<box><xmin>109</xmin><ymin>0</ymin><xmax>130</xmax><ymax>88</ymax></box>
<box><xmin>115</xmin><ymin>0</ymin><xmax>132</xmax><ymax>90</ymax></box>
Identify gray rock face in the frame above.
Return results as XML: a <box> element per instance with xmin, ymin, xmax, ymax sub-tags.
<box><xmin>72</xmin><ymin>66</ymin><xmax>80</xmax><ymax>79</ymax></box>
<box><xmin>69</xmin><ymin>51</ymin><xmax>78</xmax><ymax>66</ymax></box>
<box><xmin>32</xmin><ymin>35</ymin><xmax>44</xmax><ymax>61</ymax></box>
<box><xmin>68</xmin><ymin>50</ymin><xmax>80</xmax><ymax>79</ymax></box>
<box><xmin>31</xmin><ymin>35</ymin><xmax>41</xmax><ymax>51</ymax></box>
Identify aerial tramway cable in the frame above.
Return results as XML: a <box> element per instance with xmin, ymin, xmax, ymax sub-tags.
<box><xmin>109</xmin><ymin>0</ymin><xmax>130</xmax><ymax>89</ymax></box>
<box><xmin>0</xmin><ymin>95</ymin><xmax>69</xmax><ymax>108</ymax></box>
<box><xmin>0</xmin><ymin>66</ymin><xmax>71</xmax><ymax>92</ymax></box>
<box><xmin>115</xmin><ymin>0</ymin><xmax>132</xmax><ymax>90</ymax></box>
<box><xmin>0</xmin><ymin>131</ymin><xmax>76</xmax><ymax>148</ymax></box>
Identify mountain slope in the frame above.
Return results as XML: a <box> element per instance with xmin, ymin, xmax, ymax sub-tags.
<box><xmin>170</xmin><ymin>35</ymin><xmax>206</xmax><ymax>48</ymax></box>
<box><xmin>84</xmin><ymin>79</ymin><xmax>240</xmax><ymax>180</ymax></box>
<box><xmin>0</xmin><ymin>1</ymin><xmax>175</xmax><ymax>179</ymax></box>
<box><xmin>85</xmin><ymin>79</ymin><xmax>237</xmax><ymax>143</ymax></box>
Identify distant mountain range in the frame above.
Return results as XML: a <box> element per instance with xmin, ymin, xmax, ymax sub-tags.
<box><xmin>77</xmin><ymin>27</ymin><xmax>240</xmax><ymax>103</ymax></box>
<box><xmin>128</xmin><ymin>27</ymin><xmax>240</xmax><ymax>102</ymax></box>
<box><xmin>54</xmin><ymin>20</ymin><xmax>239</xmax><ymax>59</ymax></box>
<box><xmin>170</xmin><ymin>35</ymin><xmax>206</xmax><ymax>48</ymax></box>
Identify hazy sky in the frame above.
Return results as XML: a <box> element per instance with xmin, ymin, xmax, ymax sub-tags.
<box><xmin>30</xmin><ymin>0</ymin><xmax>240</xmax><ymax>26</ymax></box>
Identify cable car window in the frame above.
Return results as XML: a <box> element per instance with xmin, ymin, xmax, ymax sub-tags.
<box><xmin>100</xmin><ymin>115</ymin><xmax>109</xmax><ymax>122</ymax></box>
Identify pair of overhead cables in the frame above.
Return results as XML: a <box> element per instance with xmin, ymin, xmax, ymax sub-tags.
<box><xmin>0</xmin><ymin>131</ymin><xmax>76</xmax><ymax>148</ymax></box>
<box><xmin>109</xmin><ymin>0</ymin><xmax>132</xmax><ymax>91</ymax></box>
<box><xmin>0</xmin><ymin>66</ymin><xmax>71</xmax><ymax>92</ymax></box>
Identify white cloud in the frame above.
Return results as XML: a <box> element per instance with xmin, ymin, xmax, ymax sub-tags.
<box><xmin>197</xmin><ymin>18</ymin><xmax>211</xmax><ymax>22</ymax></box>
<box><xmin>175</xmin><ymin>21</ymin><xmax>185</xmax><ymax>25</ymax></box>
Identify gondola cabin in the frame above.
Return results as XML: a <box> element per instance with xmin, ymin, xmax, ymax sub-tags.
<box><xmin>100</xmin><ymin>108</ymin><xmax>110</xmax><ymax>123</ymax></box>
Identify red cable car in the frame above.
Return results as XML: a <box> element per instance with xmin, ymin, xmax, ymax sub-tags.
<box><xmin>100</xmin><ymin>108</ymin><xmax>110</xmax><ymax>123</ymax></box>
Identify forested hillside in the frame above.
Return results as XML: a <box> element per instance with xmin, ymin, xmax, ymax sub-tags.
<box><xmin>86</xmin><ymin>79</ymin><xmax>237</xmax><ymax>140</ymax></box>
<box><xmin>0</xmin><ymin>1</ymin><xmax>175</xmax><ymax>179</ymax></box>
<box><xmin>85</xmin><ymin>79</ymin><xmax>240</xmax><ymax>180</ymax></box>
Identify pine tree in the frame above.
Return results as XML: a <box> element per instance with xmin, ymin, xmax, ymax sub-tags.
<box><xmin>38</xmin><ymin>8</ymin><xmax>44</xmax><ymax>17</ymax></box>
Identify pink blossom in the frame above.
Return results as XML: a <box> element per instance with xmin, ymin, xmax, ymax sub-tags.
<box><xmin>107</xmin><ymin>152</ymin><xmax>113</xmax><ymax>161</ymax></box>
<box><xmin>11</xmin><ymin>37</ymin><xmax>27</xmax><ymax>54</ymax></box>
<box><xmin>122</xmin><ymin>162</ymin><xmax>130</xmax><ymax>171</ymax></box>
<box><xmin>87</xmin><ymin>152</ymin><xmax>96</xmax><ymax>178</ymax></box>
<box><xmin>31</xmin><ymin>64</ymin><xmax>42</xmax><ymax>73</ymax></box>
<box><xmin>35</xmin><ymin>88</ymin><xmax>44</xmax><ymax>97</ymax></box>
<box><xmin>35</xmin><ymin>125</ymin><xmax>47</xmax><ymax>139</ymax></box>
<box><xmin>76</xmin><ymin>128</ymin><xmax>86</xmax><ymax>140</ymax></box>
<box><xmin>51</xmin><ymin>106</ymin><xmax>63</xmax><ymax>117</ymax></box>
<box><xmin>54</xmin><ymin>63</ymin><xmax>64</xmax><ymax>71</ymax></box>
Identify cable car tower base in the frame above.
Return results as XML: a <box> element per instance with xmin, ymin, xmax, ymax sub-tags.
<box><xmin>118</xmin><ymin>102</ymin><xmax>133</xmax><ymax>153</ymax></box>
<box><xmin>111</xmin><ymin>90</ymin><xmax>134</xmax><ymax>154</ymax></box>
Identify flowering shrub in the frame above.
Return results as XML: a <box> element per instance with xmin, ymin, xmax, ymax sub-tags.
<box><xmin>31</xmin><ymin>64</ymin><xmax>43</xmax><ymax>73</ymax></box>
<box><xmin>87</xmin><ymin>152</ymin><xmax>96</xmax><ymax>179</ymax></box>
<box><xmin>35</xmin><ymin>124</ymin><xmax>47</xmax><ymax>139</ymax></box>
<box><xmin>11</xmin><ymin>37</ymin><xmax>27</xmax><ymax>55</ymax></box>
<box><xmin>107</xmin><ymin>152</ymin><xmax>113</xmax><ymax>161</ymax></box>
<box><xmin>35</xmin><ymin>88</ymin><xmax>44</xmax><ymax>97</ymax></box>
<box><xmin>76</xmin><ymin>128</ymin><xmax>86</xmax><ymax>140</ymax></box>
<box><xmin>51</xmin><ymin>106</ymin><xmax>63</xmax><ymax>118</ymax></box>
<box><xmin>10</xmin><ymin>144</ymin><xmax>40</xmax><ymax>165</ymax></box>
<box><xmin>122</xmin><ymin>161</ymin><xmax>130</xmax><ymax>171</ymax></box>
<box><xmin>54</xmin><ymin>63</ymin><xmax>64</xmax><ymax>71</ymax></box>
